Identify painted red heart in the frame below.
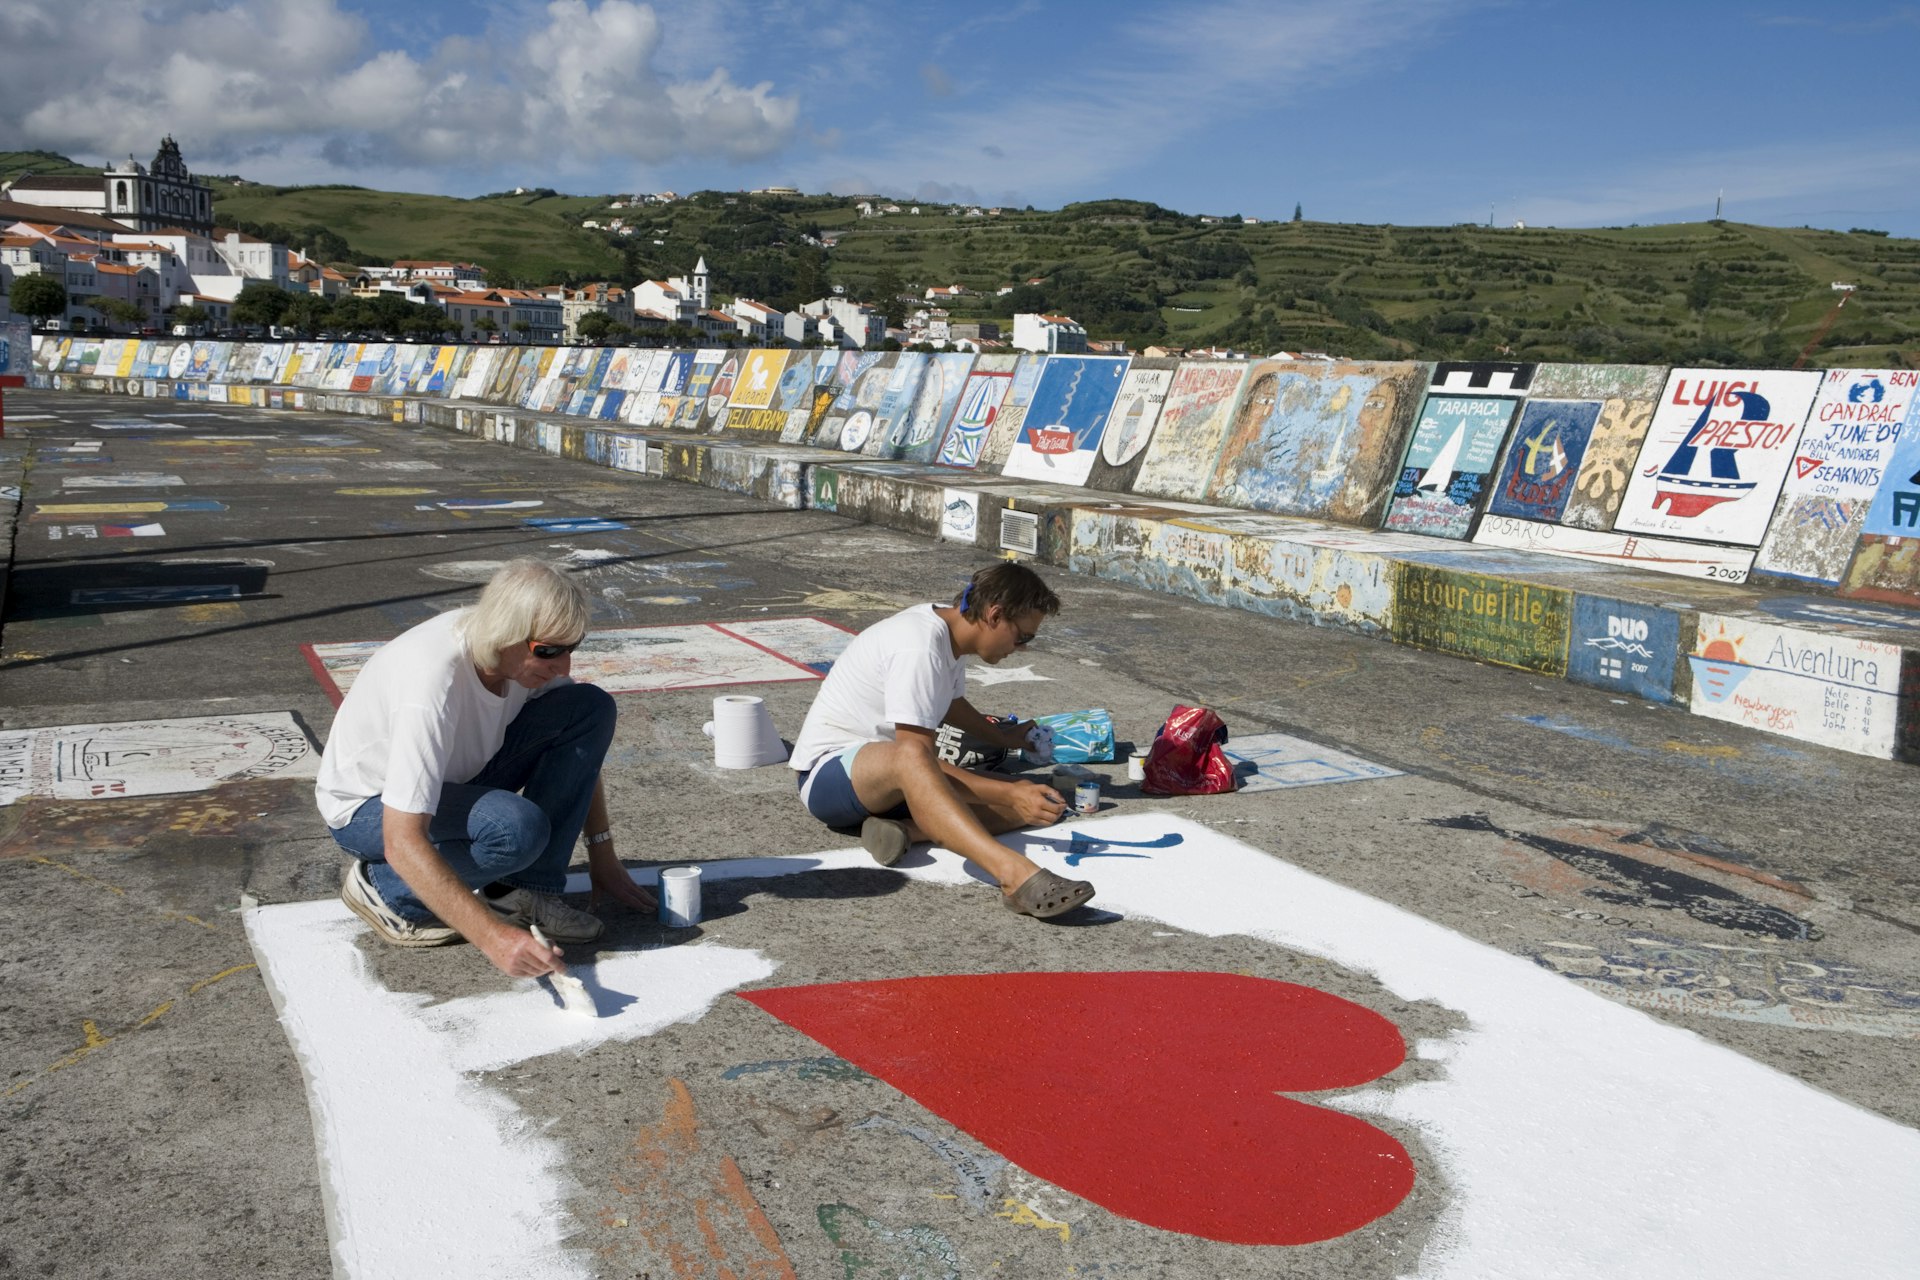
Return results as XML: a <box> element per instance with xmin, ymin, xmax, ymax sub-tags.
<box><xmin>742</xmin><ymin>971</ymin><xmax>1413</xmax><ymax>1245</ymax></box>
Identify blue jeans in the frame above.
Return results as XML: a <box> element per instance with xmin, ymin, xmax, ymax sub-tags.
<box><xmin>330</xmin><ymin>682</ymin><xmax>616</xmax><ymax>923</ymax></box>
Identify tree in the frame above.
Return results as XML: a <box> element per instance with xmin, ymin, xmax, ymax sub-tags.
<box><xmin>232</xmin><ymin>281</ymin><xmax>294</xmax><ymax>331</ymax></box>
<box><xmin>283</xmin><ymin>293</ymin><xmax>332</xmax><ymax>337</ymax></box>
<box><xmin>171</xmin><ymin>302</ymin><xmax>210</xmax><ymax>333</ymax></box>
<box><xmin>100</xmin><ymin>298</ymin><xmax>147</xmax><ymax>331</ymax></box>
<box><xmin>871</xmin><ymin>266</ymin><xmax>908</xmax><ymax>326</ymax></box>
<box><xmin>475</xmin><ymin>315</ymin><xmax>500</xmax><ymax>338</ymax></box>
<box><xmin>403</xmin><ymin>305</ymin><xmax>453</xmax><ymax>340</ymax></box>
<box><xmin>9</xmin><ymin>272</ymin><xmax>68</xmax><ymax>327</ymax></box>
<box><xmin>575</xmin><ymin>309</ymin><xmax>614</xmax><ymax>342</ymax></box>
<box><xmin>511</xmin><ymin>319</ymin><xmax>532</xmax><ymax>342</ymax></box>
<box><xmin>1293</xmin><ymin>203</ymin><xmax>1303</xmax><ymax>223</ymax></box>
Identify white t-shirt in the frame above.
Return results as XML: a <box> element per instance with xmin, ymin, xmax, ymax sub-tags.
<box><xmin>790</xmin><ymin>604</ymin><xmax>968</xmax><ymax>774</ymax></box>
<box><xmin>314</xmin><ymin>608</ymin><xmax>563</xmax><ymax>828</ymax></box>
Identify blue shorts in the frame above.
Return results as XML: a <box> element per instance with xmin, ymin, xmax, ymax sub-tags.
<box><xmin>797</xmin><ymin>745</ymin><xmax>910</xmax><ymax>831</ymax></box>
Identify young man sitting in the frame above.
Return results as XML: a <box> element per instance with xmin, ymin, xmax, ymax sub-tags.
<box><xmin>789</xmin><ymin>562</ymin><xmax>1094</xmax><ymax>918</ymax></box>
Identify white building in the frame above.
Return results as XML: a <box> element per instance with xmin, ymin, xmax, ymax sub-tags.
<box><xmin>549</xmin><ymin>282</ymin><xmax>633</xmax><ymax>340</ymax></box>
<box><xmin>1012</xmin><ymin>312</ymin><xmax>1088</xmax><ymax>353</ymax></box>
<box><xmin>799</xmin><ymin>296</ymin><xmax>884</xmax><ymax>348</ymax></box>
<box><xmin>724</xmin><ymin>297</ymin><xmax>785</xmax><ymax>342</ymax></box>
<box><xmin>631</xmin><ymin>257</ymin><xmax>709</xmax><ymax>326</ymax></box>
<box><xmin>2</xmin><ymin>137</ymin><xmax>215</xmax><ymax>236</ymax></box>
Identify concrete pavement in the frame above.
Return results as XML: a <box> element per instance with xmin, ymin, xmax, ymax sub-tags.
<box><xmin>2</xmin><ymin>389</ymin><xmax>1917</xmax><ymax>1279</ymax></box>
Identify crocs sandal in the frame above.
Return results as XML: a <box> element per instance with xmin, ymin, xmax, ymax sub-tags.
<box><xmin>861</xmin><ymin>816</ymin><xmax>910</xmax><ymax>867</ymax></box>
<box><xmin>1003</xmin><ymin>868</ymin><xmax>1095</xmax><ymax>918</ymax></box>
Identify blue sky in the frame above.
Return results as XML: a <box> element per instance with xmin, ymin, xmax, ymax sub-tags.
<box><xmin>4</xmin><ymin>0</ymin><xmax>1917</xmax><ymax>235</ymax></box>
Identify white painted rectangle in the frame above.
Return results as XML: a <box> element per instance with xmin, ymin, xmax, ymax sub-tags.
<box><xmin>1688</xmin><ymin>612</ymin><xmax>1901</xmax><ymax>758</ymax></box>
<box><xmin>940</xmin><ymin>488</ymin><xmax>980</xmax><ymax>543</ymax></box>
<box><xmin>0</xmin><ymin>712</ymin><xmax>319</xmax><ymax>806</ymax></box>
<box><xmin>1474</xmin><ymin>513</ymin><xmax>1754</xmax><ymax>582</ymax></box>
<box><xmin>62</xmin><ymin>473</ymin><xmax>185</xmax><ymax>488</ymax></box>
<box><xmin>1221</xmin><ymin>731</ymin><xmax>1403</xmax><ymax>790</ymax></box>
<box><xmin>246</xmin><ymin>814</ymin><xmax>1920</xmax><ymax>1280</ymax></box>
<box><xmin>306</xmin><ymin>623</ymin><xmax>828</xmax><ymax>701</ymax></box>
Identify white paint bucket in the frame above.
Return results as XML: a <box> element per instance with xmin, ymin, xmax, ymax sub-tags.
<box><xmin>1128</xmin><ymin>753</ymin><xmax>1148</xmax><ymax>782</ymax></box>
<box><xmin>702</xmin><ymin>694</ymin><xmax>787</xmax><ymax>769</ymax></box>
<box><xmin>659</xmin><ymin>866</ymin><xmax>702</xmax><ymax>928</ymax></box>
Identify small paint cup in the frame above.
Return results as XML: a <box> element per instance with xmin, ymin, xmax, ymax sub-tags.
<box><xmin>659</xmin><ymin>866</ymin><xmax>702</xmax><ymax>928</ymax></box>
<box><xmin>1127</xmin><ymin>753</ymin><xmax>1147</xmax><ymax>782</ymax></box>
<box><xmin>1074</xmin><ymin>779</ymin><xmax>1101</xmax><ymax>815</ymax></box>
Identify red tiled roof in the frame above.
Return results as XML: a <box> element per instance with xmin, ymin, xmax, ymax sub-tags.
<box><xmin>5</xmin><ymin>174</ymin><xmax>100</xmax><ymax>190</ymax></box>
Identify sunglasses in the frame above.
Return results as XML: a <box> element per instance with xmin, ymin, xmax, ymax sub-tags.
<box><xmin>527</xmin><ymin>639</ymin><xmax>580</xmax><ymax>660</ymax></box>
<box><xmin>999</xmin><ymin>613</ymin><xmax>1038</xmax><ymax>647</ymax></box>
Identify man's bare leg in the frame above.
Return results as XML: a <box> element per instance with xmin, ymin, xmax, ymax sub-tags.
<box><xmin>849</xmin><ymin>739</ymin><xmax>1053</xmax><ymax>894</ymax></box>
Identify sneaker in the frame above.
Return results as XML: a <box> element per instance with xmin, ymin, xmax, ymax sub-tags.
<box><xmin>485</xmin><ymin>886</ymin><xmax>604</xmax><ymax>944</ymax></box>
<box><xmin>341</xmin><ymin>860</ymin><xmax>461</xmax><ymax>948</ymax></box>
<box><xmin>861</xmin><ymin>816</ymin><xmax>910</xmax><ymax>867</ymax></box>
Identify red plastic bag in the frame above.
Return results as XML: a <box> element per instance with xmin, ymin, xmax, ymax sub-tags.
<box><xmin>1141</xmin><ymin>705</ymin><xmax>1237</xmax><ymax>796</ymax></box>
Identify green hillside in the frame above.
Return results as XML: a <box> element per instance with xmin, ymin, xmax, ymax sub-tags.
<box><xmin>173</xmin><ymin>171</ymin><xmax>1920</xmax><ymax>368</ymax></box>
<box><xmin>211</xmin><ymin>184</ymin><xmax>623</xmax><ymax>286</ymax></box>
<box><xmin>0</xmin><ymin>150</ymin><xmax>105</xmax><ymax>185</ymax></box>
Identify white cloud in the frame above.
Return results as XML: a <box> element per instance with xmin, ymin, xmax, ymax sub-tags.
<box><xmin>0</xmin><ymin>0</ymin><xmax>798</xmax><ymax>182</ymax></box>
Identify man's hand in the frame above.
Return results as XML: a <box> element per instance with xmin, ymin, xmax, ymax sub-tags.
<box><xmin>1009</xmin><ymin>779</ymin><xmax>1068</xmax><ymax>826</ymax></box>
<box><xmin>588</xmin><ymin>842</ymin><xmax>658</xmax><ymax>913</ymax></box>
<box><xmin>476</xmin><ymin>923</ymin><xmax>565</xmax><ymax>978</ymax></box>
<box><xmin>1015</xmin><ymin>720</ymin><xmax>1055</xmax><ymax>765</ymax></box>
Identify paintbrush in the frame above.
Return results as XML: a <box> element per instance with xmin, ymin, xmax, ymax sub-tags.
<box><xmin>529</xmin><ymin>925</ymin><xmax>597</xmax><ymax>1017</ymax></box>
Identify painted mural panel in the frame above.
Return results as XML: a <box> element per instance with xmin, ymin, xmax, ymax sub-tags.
<box><xmin>1067</xmin><ymin>510</ymin><xmax>1232</xmax><ymax>605</ymax></box>
<box><xmin>1391</xmin><ymin>565</ymin><xmax>1571</xmax><ymax>675</ymax></box>
<box><xmin>1688</xmin><ymin>613</ymin><xmax>1900</xmax><ymax>758</ymax></box>
<box><xmin>454</xmin><ymin>347</ymin><xmax>494</xmax><ymax>399</ymax></box>
<box><xmin>90</xmin><ymin>338</ymin><xmax>126</xmax><ymax>379</ymax></box>
<box><xmin>819</xmin><ymin>352</ymin><xmax>897</xmax><ymax>452</ymax></box>
<box><xmin>1615</xmin><ymin>369</ymin><xmax>1822</xmax><ymax>546</ymax></box>
<box><xmin>722</xmin><ymin>349</ymin><xmax>796</xmax><ymax>436</ymax></box>
<box><xmin>1560</xmin><ymin>396</ymin><xmax>1660</xmax><ymax>531</ymax></box>
<box><xmin>1528</xmin><ymin>362</ymin><xmax>1666</xmax><ymax>402</ymax></box>
<box><xmin>805</xmin><ymin>350</ymin><xmax>877</xmax><ymax>448</ymax></box>
<box><xmin>726</xmin><ymin>349</ymin><xmax>788</xmax><ymax>411</ymax></box>
<box><xmin>1755</xmin><ymin>369</ymin><xmax>1918</xmax><ymax>583</ymax></box>
<box><xmin>669</xmin><ymin>349</ymin><xmax>726</xmax><ymax>430</ymax></box>
<box><xmin>976</xmin><ymin>355</ymin><xmax>1049</xmax><ymax>472</ymax></box>
<box><xmin>1130</xmin><ymin>362</ymin><xmax>1252</xmax><ymax>502</ymax></box>
<box><xmin>1002</xmin><ymin>355</ymin><xmax>1130</xmax><ymax>486</ymax></box>
<box><xmin>1484</xmin><ymin>398</ymin><xmax>1601</xmax><ymax>523</ymax></box>
<box><xmin>1223</xmin><ymin>534</ymin><xmax>1396</xmax><ymax>632</ymax></box>
<box><xmin>1084</xmin><ymin>360</ymin><xmax>1177</xmax><ymax>493</ymax></box>
<box><xmin>940</xmin><ymin>488</ymin><xmax>980</xmax><ymax>543</ymax></box>
<box><xmin>0</xmin><ymin>713</ymin><xmax>318</xmax><ymax>805</ymax></box>
<box><xmin>1474</xmin><ymin>513</ymin><xmax>1755</xmax><ymax>582</ymax></box>
<box><xmin>859</xmin><ymin>353</ymin><xmax>930</xmax><ymax>457</ymax></box>
<box><xmin>1382</xmin><ymin>393</ymin><xmax>1520</xmax><ymax>538</ymax></box>
<box><xmin>1205</xmin><ymin>361</ymin><xmax>1426</xmax><ymax>525</ymax></box>
<box><xmin>1566</xmin><ymin>595</ymin><xmax>1681</xmax><ymax>703</ymax></box>
<box><xmin>890</xmin><ymin>352</ymin><xmax>974</xmax><ymax>461</ymax></box>
<box><xmin>772</xmin><ymin>350</ymin><xmax>821</xmax><ymax>442</ymax></box>
<box><xmin>1428</xmin><ymin>360</ymin><xmax>1535</xmax><ymax>396</ymax></box>
<box><xmin>935</xmin><ymin>356</ymin><xmax>1021</xmax><ymax>470</ymax></box>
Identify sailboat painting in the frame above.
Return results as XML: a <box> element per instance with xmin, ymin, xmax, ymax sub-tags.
<box><xmin>1383</xmin><ymin>393</ymin><xmax>1521</xmax><ymax>538</ymax></box>
<box><xmin>1616</xmin><ymin>369</ymin><xmax>1821</xmax><ymax>547</ymax></box>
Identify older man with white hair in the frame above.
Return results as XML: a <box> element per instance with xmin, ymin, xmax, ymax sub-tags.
<box><xmin>316</xmin><ymin>559</ymin><xmax>653</xmax><ymax>977</ymax></box>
